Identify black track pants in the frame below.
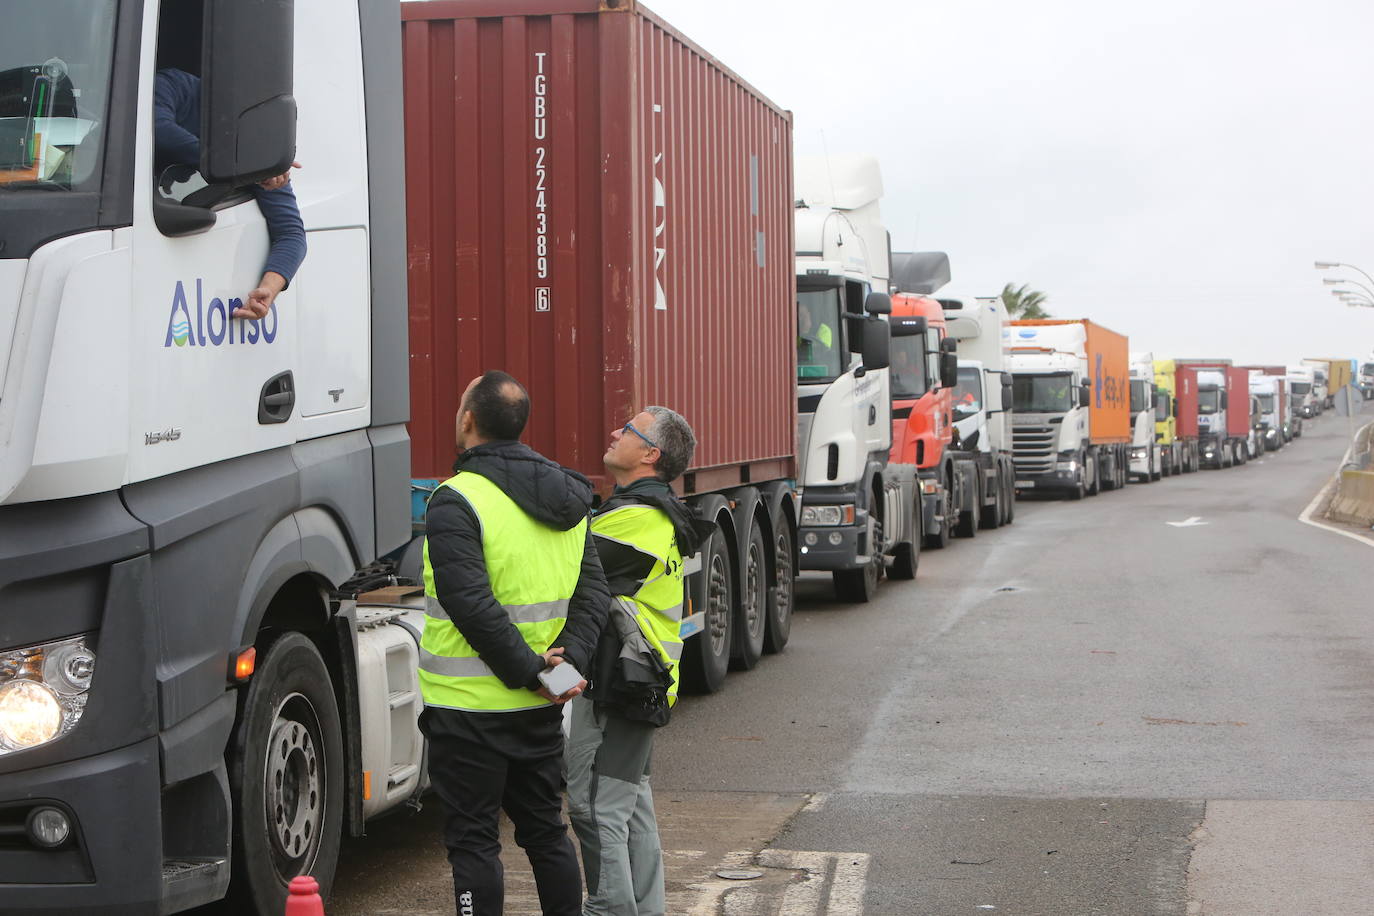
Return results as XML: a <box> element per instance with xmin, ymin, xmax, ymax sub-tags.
<box><xmin>422</xmin><ymin>706</ymin><xmax>582</xmax><ymax>916</ymax></box>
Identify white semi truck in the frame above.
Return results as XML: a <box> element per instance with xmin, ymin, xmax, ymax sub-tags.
<box><xmin>793</xmin><ymin>156</ymin><xmax>919</xmax><ymax>602</ymax></box>
<box><xmin>1128</xmin><ymin>351</ymin><xmax>1162</xmax><ymax>481</ymax></box>
<box><xmin>1248</xmin><ymin>373</ymin><xmax>1286</xmax><ymax>452</ymax></box>
<box><xmin>1286</xmin><ymin>365</ymin><xmax>1317</xmax><ymax>420</ymax></box>
<box><xmin>942</xmin><ymin>295</ymin><xmax>1017</xmax><ymax>525</ymax></box>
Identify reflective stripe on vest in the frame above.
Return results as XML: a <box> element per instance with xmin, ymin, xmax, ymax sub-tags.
<box><xmin>590</xmin><ymin>503</ymin><xmax>686</xmax><ymax>705</ymax></box>
<box><xmin>420</xmin><ymin>471</ymin><xmax>587</xmax><ymax>712</ymax></box>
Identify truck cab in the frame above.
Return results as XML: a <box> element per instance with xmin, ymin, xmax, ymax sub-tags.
<box><xmin>1286</xmin><ymin>365</ymin><xmax>1316</xmax><ymax>419</ymax></box>
<box><xmin>794</xmin><ymin>155</ymin><xmax>916</xmax><ymax>602</ymax></box>
<box><xmin>1248</xmin><ymin>373</ymin><xmax>1285</xmax><ymax>452</ymax></box>
<box><xmin>0</xmin><ymin>1</ymin><xmax>413</xmax><ymax>913</ymax></box>
<box><xmin>1195</xmin><ymin>366</ymin><xmax>1250</xmax><ymax>467</ymax></box>
<box><xmin>943</xmin><ymin>296</ymin><xmax>1017</xmax><ymax>530</ymax></box>
<box><xmin>1128</xmin><ymin>352</ymin><xmax>1161</xmax><ymax>481</ymax></box>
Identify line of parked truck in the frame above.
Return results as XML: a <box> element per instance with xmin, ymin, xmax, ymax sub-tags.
<box><xmin>0</xmin><ymin>2</ymin><xmax>1365</xmax><ymax>913</ymax></box>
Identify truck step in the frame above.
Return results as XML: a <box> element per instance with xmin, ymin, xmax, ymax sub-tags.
<box><xmin>388</xmin><ymin>764</ymin><xmax>420</xmax><ymax>788</ymax></box>
<box><xmin>162</xmin><ymin>857</ymin><xmax>226</xmax><ymax>883</ymax></box>
<box><xmin>388</xmin><ymin>689</ymin><xmax>418</xmax><ymax>710</ymax></box>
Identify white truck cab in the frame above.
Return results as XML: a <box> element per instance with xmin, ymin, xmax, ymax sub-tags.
<box><xmin>793</xmin><ymin>155</ymin><xmax>916</xmax><ymax>602</ymax></box>
<box><xmin>1128</xmin><ymin>351</ymin><xmax>1160</xmax><ymax>481</ymax></box>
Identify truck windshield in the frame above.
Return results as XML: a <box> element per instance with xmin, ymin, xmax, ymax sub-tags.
<box><xmin>1256</xmin><ymin>393</ymin><xmax>1274</xmax><ymax>412</ymax></box>
<box><xmin>1012</xmin><ymin>372</ymin><xmax>1074</xmax><ymax>413</ymax></box>
<box><xmin>1198</xmin><ymin>388</ymin><xmax>1220</xmax><ymax>415</ymax></box>
<box><xmin>1130</xmin><ymin>379</ymin><xmax>1149</xmax><ymax>414</ymax></box>
<box><xmin>797</xmin><ymin>287</ymin><xmax>844</xmax><ymax>383</ymax></box>
<box><xmin>890</xmin><ymin>334</ymin><xmax>927</xmax><ymax>399</ymax></box>
<box><xmin>954</xmin><ymin>367</ymin><xmax>982</xmax><ymax>419</ymax></box>
<box><xmin>0</xmin><ymin>3</ymin><xmax>116</xmax><ymax>192</ymax></box>
<box><xmin>1291</xmin><ymin>382</ymin><xmax>1311</xmax><ymax>395</ymax></box>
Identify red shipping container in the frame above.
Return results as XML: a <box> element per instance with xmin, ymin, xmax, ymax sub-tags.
<box><xmin>1177</xmin><ymin>361</ymin><xmax>1249</xmax><ymax>437</ymax></box>
<box><xmin>402</xmin><ymin>0</ymin><xmax>796</xmax><ymax>494</ymax></box>
<box><xmin>1175</xmin><ymin>365</ymin><xmax>1199</xmax><ymax>438</ymax></box>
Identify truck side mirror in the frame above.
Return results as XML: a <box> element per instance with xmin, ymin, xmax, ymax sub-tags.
<box><xmin>861</xmin><ymin>316</ymin><xmax>889</xmax><ymax>372</ymax></box>
<box><xmin>1220</xmin><ymin>391</ymin><xmax>1228</xmax><ymax>409</ymax></box>
<box><xmin>1078</xmin><ymin>385</ymin><xmax>1090</xmax><ymax>409</ymax></box>
<box><xmin>941</xmin><ymin>353</ymin><xmax>958</xmax><ymax>389</ymax></box>
<box><xmin>864</xmin><ymin>292</ymin><xmax>891</xmax><ymax>315</ymax></box>
<box><xmin>201</xmin><ymin>0</ymin><xmax>298</xmax><ymax>186</ymax></box>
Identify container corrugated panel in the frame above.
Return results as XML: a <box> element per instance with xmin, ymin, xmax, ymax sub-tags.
<box><xmin>1226</xmin><ymin>367</ymin><xmax>1250</xmax><ymax>437</ymax></box>
<box><xmin>401</xmin><ymin>1</ymin><xmax>796</xmax><ymax>493</ymax></box>
<box><xmin>1174</xmin><ymin>365</ymin><xmax>1199</xmax><ymax>438</ymax></box>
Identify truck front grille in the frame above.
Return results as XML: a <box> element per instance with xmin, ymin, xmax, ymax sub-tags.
<box><xmin>1013</xmin><ymin>425</ymin><xmax>1055</xmax><ymax>474</ymax></box>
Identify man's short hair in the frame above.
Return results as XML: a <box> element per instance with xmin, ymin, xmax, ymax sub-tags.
<box><xmin>644</xmin><ymin>406</ymin><xmax>696</xmax><ymax>482</ymax></box>
<box><xmin>465</xmin><ymin>371</ymin><xmax>529</xmax><ymax>440</ymax></box>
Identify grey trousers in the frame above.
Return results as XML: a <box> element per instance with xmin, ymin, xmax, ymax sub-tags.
<box><xmin>564</xmin><ymin>698</ymin><xmax>665</xmax><ymax>916</ymax></box>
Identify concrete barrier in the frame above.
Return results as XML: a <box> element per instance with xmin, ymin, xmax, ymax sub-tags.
<box><xmin>1329</xmin><ymin>468</ymin><xmax>1374</xmax><ymax>525</ymax></box>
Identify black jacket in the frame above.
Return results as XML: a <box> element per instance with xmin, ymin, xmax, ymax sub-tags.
<box><xmin>425</xmin><ymin>441</ymin><xmax>610</xmax><ymax>692</ymax></box>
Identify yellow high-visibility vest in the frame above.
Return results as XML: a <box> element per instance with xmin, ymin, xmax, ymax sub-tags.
<box><xmin>419</xmin><ymin>471</ymin><xmax>587</xmax><ymax>712</ymax></box>
<box><xmin>592</xmin><ymin>503</ymin><xmax>686</xmax><ymax>706</ymax></box>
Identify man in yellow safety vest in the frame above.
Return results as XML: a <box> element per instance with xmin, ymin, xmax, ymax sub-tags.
<box><xmin>419</xmin><ymin>370</ymin><xmax>610</xmax><ymax>916</ymax></box>
<box><xmin>566</xmin><ymin>406</ymin><xmax>709</xmax><ymax>916</ymax></box>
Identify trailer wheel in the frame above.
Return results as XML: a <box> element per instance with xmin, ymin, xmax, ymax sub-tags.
<box><xmin>763</xmin><ymin>514</ymin><xmax>794</xmax><ymax>653</ymax></box>
<box><xmin>681</xmin><ymin>529</ymin><xmax>733</xmax><ymax>694</ymax></box>
<box><xmin>1003</xmin><ymin>465</ymin><xmax>1016</xmax><ymax>524</ymax></box>
<box><xmin>834</xmin><ymin>517</ymin><xmax>881</xmax><ymax>603</ymax></box>
<box><xmin>730</xmin><ymin>523</ymin><xmax>768</xmax><ymax>671</ymax></box>
<box><xmin>924</xmin><ymin>473</ymin><xmax>953</xmax><ymax>549</ymax></box>
<box><xmin>225</xmin><ymin>632</ymin><xmax>344</xmax><ymax>915</ymax></box>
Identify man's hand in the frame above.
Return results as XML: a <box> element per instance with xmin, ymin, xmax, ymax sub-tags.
<box><xmin>236</xmin><ymin>271</ymin><xmax>288</xmax><ymax>320</ymax></box>
<box><xmin>534</xmin><ymin>647</ymin><xmax>586</xmax><ymax>704</ymax></box>
<box><xmin>258</xmin><ymin>161</ymin><xmax>302</xmax><ymax>191</ymax></box>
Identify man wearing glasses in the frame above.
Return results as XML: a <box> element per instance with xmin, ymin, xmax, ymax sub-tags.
<box><xmin>566</xmin><ymin>407</ymin><xmax>710</xmax><ymax>915</ymax></box>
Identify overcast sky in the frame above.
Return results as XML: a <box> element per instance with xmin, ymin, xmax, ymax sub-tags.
<box><xmin>647</xmin><ymin>0</ymin><xmax>1374</xmax><ymax>367</ymax></box>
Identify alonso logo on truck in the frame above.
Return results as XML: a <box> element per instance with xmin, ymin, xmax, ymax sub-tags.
<box><xmin>163</xmin><ymin>279</ymin><xmax>279</xmax><ymax>348</ymax></box>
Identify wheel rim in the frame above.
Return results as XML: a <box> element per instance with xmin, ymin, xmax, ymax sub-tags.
<box><xmin>264</xmin><ymin>693</ymin><xmax>325</xmax><ymax>876</ymax></box>
<box><xmin>743</xmin><ymin>539</ymin><xmax>765</xmax><ymax>641</ymax></box>
<box><xmin>866</xmin><ymin>517</ymin><xmax>882</xmax><ymax>590</ymax></box>
<box><xmin>707</xmin><ymin>549</ymin><xmax>730</xmax><ymax>656</ymax></box>
<box><xmin>773</xmin><ymin>531</ymin><xmax>793</xmax><ymax>628</ymax></box>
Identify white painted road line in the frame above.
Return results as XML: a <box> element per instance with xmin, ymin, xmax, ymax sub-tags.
<box><xmin>1167</xmin><ymin>516</ymin><xmax>1208</xmax><ymax>527</ymax></box>
<box><xmin>761</xmin><ymin>850</ymin><xmax>872</xmax><ymax>915</ymax></box>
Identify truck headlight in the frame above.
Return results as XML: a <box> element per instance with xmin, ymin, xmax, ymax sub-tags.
<box><xmin>801</xmin><ymin>504</ymin><xmax>855</xmax><ymax>527</ymax></box>
<box><xmin>1055</xmin><ymin>460</ymin><xmax>1077</xmax><ymax>472</ymax></box>
<box><xmin>1130</xmin><ymin>447</ymin><xmax>1146</xmax><ymax>460</ymax></box>
<box><xmin>0</xmin><ymin>636</ymin><xmax>95</xmax><ymax>755</ymax></box>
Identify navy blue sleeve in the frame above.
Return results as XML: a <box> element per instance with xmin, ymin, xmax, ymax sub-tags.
<box><xmin>152</xmin><ymin>69</ymin><xmax>201</xmax><ymax>170</ymax></box>
<box><xmin>251</xmin><ymin>184</ymin><xmax>308</xmax><ymax>284</ymax></box>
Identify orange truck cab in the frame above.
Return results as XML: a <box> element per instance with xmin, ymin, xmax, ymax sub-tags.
<box><xmin>888</xmin><ymin>291</ymin><xmax>977</xmax><ymax>548</ymax></box>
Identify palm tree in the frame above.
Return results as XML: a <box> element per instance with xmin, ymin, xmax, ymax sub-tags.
<box><xmin>1002</xmin><ymin>283</ymin><xmax>1050</xmax><ymax>319</ymax></box>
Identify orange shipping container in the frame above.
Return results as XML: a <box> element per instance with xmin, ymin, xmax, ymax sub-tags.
<box><xmin>1008</xmin><ymin>319</ymin><xmax>1131</xmax><ymax>443</ymax></box>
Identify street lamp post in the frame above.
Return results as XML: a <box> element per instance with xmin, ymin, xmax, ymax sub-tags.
<box><xmin>1323</xmin><ymin>277</ymin><xmax>1374</xmax><ymax>299</ymax></box>
<box><xmin>1315</xmin><ymin>260</ymin><xmax>1374</xmax><ymax>290</ymax></box>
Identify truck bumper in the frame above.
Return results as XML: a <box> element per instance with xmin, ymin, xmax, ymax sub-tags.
<box><xmin>0</xmin><ymin>737</ymin><xmax>169</xmax><ymax>915</ymax></box>
<box><xmin>798</xmin><ymin>524</ymin><xmax>863</xmax><ymax>571</ymax></box>
<box><xmin>1012</xmin><ymin>468</ymin><xmax>1079</xmax><ymax>493</ymax></box>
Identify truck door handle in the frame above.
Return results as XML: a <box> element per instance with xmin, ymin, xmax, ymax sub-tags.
<box><xmin>869</xmin><ymin>405</ymin><xmax>877</xmax><ymax>425</ymax></box>
<box><xmin>258</xmin><ymin>371</ymin><xmax>295</xmax><ymax>424</ymax></box>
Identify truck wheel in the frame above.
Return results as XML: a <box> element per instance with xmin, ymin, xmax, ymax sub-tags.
<box><xmin>730</xmin><ymin>523</ymin><xmax>768</xmax><ymax>671</ymax></box>
<box><xmin>225</xmin><ymin>632</ymin><xmax>344</xmax><ymax>916</ymax></box>
<box><xmin>763</xmin><ymin>515</ymin><xmax>794</xmax><ymax>653</ymax></box>
<box><xmin>979</xmin><ymin>471</ymin><xmax>1002</xmax><ymax>529</ymax></box>
<box><xmin>955</xmin><ymin>475</ymin><xmax>980</xmax><ymax>537</ymax></box>
<box><xmin>924</xmin><ymin>483</ymin><xmax>952</xmax><ymax>550</ymax></box>
<box><xmin>1003</xmin><ymin>469</ymin><xmax>1016</xmax><ymax>524</ymax></box>
<box><xmin>833</xmin><ymin>517</ymin><xmax>881</xmax><ymax>603</ymax></box>
<box><xmin>681</xmin><ymin>529</ymin><xmax>733</xmax><ymax>694</ymax></box>
<box><xmin>889</xmin><ymin>498</ymin><xmax>919</xmax><ymax>580</ymax></box>
<box><xmin>1086</xmin><ymin>453</ymin><xmax>1100</xmax><ymax>496</ymax></box>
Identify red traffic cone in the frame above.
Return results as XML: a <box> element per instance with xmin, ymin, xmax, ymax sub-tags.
<box><xmin>285</xmin><ymin>875</ymin><xmax>325</xmax><ymax>916</ymax></box>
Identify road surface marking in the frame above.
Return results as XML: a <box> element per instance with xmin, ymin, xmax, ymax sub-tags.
<box><xmin>689</xmin><ymin>849</ymin><xmax>871</xmax><ymax>915</ymax></box>
<box><xmin>1167</xmin><ymin>516</ymin><xmax>1208</xmax><ymax>527</ymax></box>
<box><xmin>802</xmin><ymin>793</ymin><xmax>831</xmax><ymax>813</ymax></box>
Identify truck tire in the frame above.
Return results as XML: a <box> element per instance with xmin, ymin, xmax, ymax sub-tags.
<box><xmin>763</xmin><ymin>513</ymin><xmax>794</xmax><ymax>653</ymax></box>
<box><xmin>730</xmin><ymin>523</ymin><xmax>768</xmax><ymax>671</ymax></box>
<box><xmin>681</xmin><ymin>529</ymin><xmax>733</xmax><ymax>694</ymax></box>
<box><xmin>924</xmin><ymin>478</ymin><xmax>953</xmax><ymax>550</ymax></box>
<box><xmin>955</xmin><ymin>475</ymin><xmax>980</xmax><ymax>537</ymax></box>
<box><xmin>889</xmin><ymin>497</ymin><xmax>919</xmax><ymax>580</ymax></box>
<box><xmin>1003</xmin><ymin>467</ymin><xmax>1016</xmax><ymax>524</ymax></box>
<box><xmin>979</xmin><ymin>470</ymin><xmax>1002</xmax><ymax>529</ymax></box>
<box><xmin>833</xmin><ymin>517</ymin><xmax>882</xmax><ymax>603</ymax></box>
<box><xmin>225</xmin><ymin>632</ymin><xmax>344</xmax><ymax>916</ymax></box>
<box><xmin>1086</xmin><ymin>452</ymin><xmax>1101</xmax><ymax>496</ymax></box>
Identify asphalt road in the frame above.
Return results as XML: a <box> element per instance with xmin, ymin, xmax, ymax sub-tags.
<box><xmin>324</xmin><ymin>404</ymin><xmax>1374</xmax><ymax>915</ymax></box>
